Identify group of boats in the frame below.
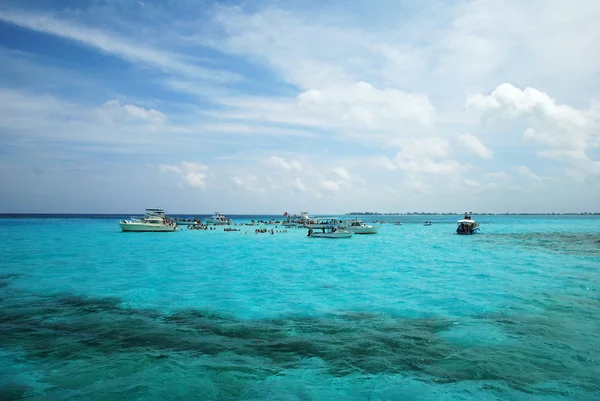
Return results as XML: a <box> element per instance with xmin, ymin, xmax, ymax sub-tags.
<box><xmin>279</xmin><ymin>212</ymin><xmax>380</xmax><ymax>238</ymax></box>
<box><xmin>306</xmin><ymin>219</ymin><xmax>380</xmax><ymax>238</ymax></box>
<box><xmin>281</xmin><ymin>212</ymin><xmax>379</xmax><ymax>234</ymax></box>
<box><xmin>119</xmin><ymin>210</ymin><xmax>230</xmax><ymax>232</ymax></box>
<box><xmin>118</xmin><ymin>209</ymin><xmax>480</xmax><ymax>236</ymax></box>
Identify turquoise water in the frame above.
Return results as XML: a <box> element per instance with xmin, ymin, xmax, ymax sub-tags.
<box><xmin>1</xmin><ymin>215</ymin><xmax>599</xmax><ymax>400</ymax></box>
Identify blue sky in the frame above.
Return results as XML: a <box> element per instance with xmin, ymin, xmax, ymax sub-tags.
<box><xmin>0</xmin><ymin>0</ymin><xmax>599</xmax><ymax>213</ymax></box>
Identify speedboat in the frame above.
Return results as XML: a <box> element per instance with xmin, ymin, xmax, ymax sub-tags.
<box><xmin>119</xmin><ymin>209</ymin><xmax>177</xmax><ymax>232</ymax></box>
<box><xmin>307</xmin><ymin>226</ymin><xmax>353</xmax><ymax>238</ymax></box>
<box><xmin>456</xmin><ymin>213</ymin><xmax>479</xmax><ymax>235</ymax></box>
<box><xmin>172</xmin><ymin>217</ymin><xmax>200</xmax><ymax>226</ymax></box>
<box><xmin>205</xmin><ymin>212</ymin><xmax>231</xmax><ymax>225</ymax></box>
<box><xmin>338</xmin><ymin>219</ymin><xmax>380</xmax><ymax>234</ymax></box>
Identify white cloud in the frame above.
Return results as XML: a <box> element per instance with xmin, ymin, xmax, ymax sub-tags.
<box><xmin>197</xmin><ymin>123</ymin><xmax>312</xmax><ymax>137</ymax></box>
<box><xmin>293</xmin><ymin>177</ymin><xmax>306</xmax><ymax>191</ymax></box>
<box><xmin>333</xmin><ymin>167</ymin><xmax>350</xmax><ymax>181</ymax></box>
<box><xmin>469</xmin><ymin>83</ymin><xmax>599</xmax><ymax>179</ymax></box>
<box><xmin>203</xmin><ymin>81</ymin><xmax>435</xmax><ymax>148</ymax></box>
<box><xmin>467</xmin><ymin>83</ymin><xmax>587</xmax><ymax>130</ymax></box>
<box><xmin>370</xmin><ymin>156</ymin><xmax>398</xmax><ymax>171</ymax></box>
<box><xmin>184</xmin><ymin>171</ymin><xmax>208</xmax><ymax>189</ymax></box>
<box><xmin>100</xmin><ymin>100</ymin><xmax>166</xmax><ymax>124</ymax></box>
<box><xmin>319</xmin><ymin>180</ymin><xmax>340</xmax><ymax>192</ymax></box>
<box><xmin>464</xmin><ymin>179</ymin><xmax>481</xmax><ymax>187</ymax></box>
<box><xmin>516</xmin><ymin>165</ymin><xmax>542</xmax><ymax>182</ymax></box>
<box><xmin>230</xmin><ymin>175</ymin><xmax>263</xmax><ymax>193</ymax></box>
<box><xmin>296</xmin><ymin>82</ymin><xmax>435</xmax><ymax>127</ymax></box>
<box><xmin>265</xmin><ymin>156</ymin><xmax>302</xmax><ymax>171</ymax></box>
<box><xmin>209</xmin><ymin>0</ymin><xmax>600</xmax><ymax>106</ymax></box>
<box><xmin>158</xmin><ymin>161</ymin><xmax>208</xmax><ymax>189</ymax></box>
<box><xmin>211</xmin><ymin>6</ymin><xmax>381</xmax><ymax>89</ymax></box>
<box><xmin>393</xmin><ymin>137</ymin><xmax>462</xmax><ymax>175</ymax></box>
<box><xmin>0</xmin><ymin>10</ymin><xmax>239</xmax><ymax>82</ymax></box>
<box><xmin>486</xmin><ymin>171</ymin><xmax>510</xmax><ymax>181</ymax></box>
<box><xmin>157</xmin><ymin>164</ymin><xmax>181</xmax><ymax>174</ymax></box>
<box><xmin>0</xmin><ymin>89</ymin><xmax>174</xmax><ymax>150</ymax></box>
<box><xmin>457</xmin><ymin>133</ymin><xmax>492</xmax><ymax>159</ymax></box>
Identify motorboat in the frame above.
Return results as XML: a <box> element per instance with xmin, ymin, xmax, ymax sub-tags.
<box><xmin>307</xmin><ymin>226</ymin><xmax>353</xmax><ymax>238</ymax></box>
<box><xmin>456</xmin><ymin>213</ymin><xmax>479</xmax><ymax>235</ymax></box>
<box><xmin>172</xmin><ymin>217</ymin><xmax>200</xmax><ymax>226</ymax></box>
<box><xmin>304</xmin><ymin>217</ymin><xmax>343</xmax><ymax>229</ymax></box>
<box><xmin>282</xmin><ymin>212</ymin><xmax>313</xmax><ymax>228</ymax></box>
<box><xmin>424</xmin><ymin>221</ymin><xmax>432</xmax><ymax>226</ymax></box>
<box><xmin>338</xmin><ymin>219</ymin><xmax>380</xmax><ymax>234</ymax></box>
<box><xmin>205</xmin><ymin>212</ymin><xmax>231</xmax><ymax>225</ymax></box>
<box><xmin>119</xmin><ymin>209</ymin><xmax>177</xmax><ymax>232</ymax></box>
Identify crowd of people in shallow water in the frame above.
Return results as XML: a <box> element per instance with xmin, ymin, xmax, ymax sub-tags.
<box><xmin>186</xmin><ymin>223</ymin><xmax>289</xmax><ymax>234</ymax></box>
<box><xmin>254</xmin><ymin>228</ymin><xmax>289</xmax><ymax>234</ymax></box>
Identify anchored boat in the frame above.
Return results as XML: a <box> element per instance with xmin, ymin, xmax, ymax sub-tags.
<box><xmin>282</xmin><ymin>212</ymin><xmax>313</xmax><ymax>228</ymax></box>
<box><xmin>205</xmin><ymin>212</ymin><xmax>231</xmax><ymax>225</ymax></box>
<box><xmin>119</xmin><ymin>208</ymin><xmax>177</xmax><ymax>232</ymax></box>
<box><xmin>338</xmin><ymin>218</ymin><xmax>380</xmax><ymax>234</ymax></box>
<box><xmin>456</xmin><ymin>212</ymin><xmax>480</xmax><ymax>235</ymax></box>
<box><xmin>304</xmin><ymin>217</ymin><xmax>343</xmax><ymax>229</ymax></box>
<box><xmin>307</xmin><ymin>226</ymin><xmax>353</xmax><ymax>238</ymax></box>
<box><xmin>172</xmin><ymin>217</ymin><xmax>200</xmax><ymax>226</ymax></box>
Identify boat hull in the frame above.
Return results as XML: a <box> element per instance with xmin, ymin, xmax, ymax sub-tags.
<box><xmin>350</xmin><ymin>226</ymin><xmax>379</xmax><ymax>234</ymax></box>
<box><xmin>205</xmin><ymin>218</ymin><xmax>229</xmax><ymax>225</ymax></box>
<box><xmin>173</xmin><ymin>219</ymin><xmax>198</xmax><ymax>226</ymax></box>
<box><xmin>338</xmin><ymin>221</ymin><xmax>380</xmax><ymax>234</ymax></box>
<box><xmin>309</xmin><ymin>231</ymin><xmax>353</xmax><ymax>238</ymax></box>
<box><xmin>456</xmin><ymin>227</ymin><xmax>480</xmax><ymax>235</ymax></box>
<box><xmin>305</xmin><ymin>223</ymin><xmax>340</xmax><ymax>229</ymax></box>
<box><xmin>119</xmin><ymin>222</ymin><xmax>176</xmax><ymax>232</ymax></box>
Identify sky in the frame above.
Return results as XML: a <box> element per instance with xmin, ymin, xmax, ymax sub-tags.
<box><xmin>0</xmin><ymin>0</ymin><xmax>599</xmax><ymax>214</ymax></box>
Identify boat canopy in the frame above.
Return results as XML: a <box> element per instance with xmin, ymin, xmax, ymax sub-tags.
<box><xmin>457</xmin><ymin>219</ymin><xmax>477</xmax><ymax>224</ymax></box>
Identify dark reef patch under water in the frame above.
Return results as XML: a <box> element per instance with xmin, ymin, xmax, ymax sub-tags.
<box><xmin>1</xmin><ymin>285</ymin><xmax>599</xmax><ymax>400</ymax></box>
<box><xmin>488</xmin><ymin>232</ymin><xmax>600</xmax><ymax>257</ymax></box>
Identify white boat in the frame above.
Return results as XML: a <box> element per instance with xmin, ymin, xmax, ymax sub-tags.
<box><xmin>172</xmin><ymin>217</ymin><xmax>200</xmax><ymax>226</ymax></box>
<box><xmin>456</xmin><ymin>213</ymin><xmax>479</xmax><ymax>235</ymax></box>
<box><xmin>205</xmin><ymin>212</ymin><xmax>231</xmax><ymax>225</ymax></box>
<box><xmin>338</xmin><ymin>219</ymin><xmax>380</xmax><ymax>234</ymax></box>
<box><xmin>304</xmin><ymin>217</ymin><xmax>343</xmax><ymax>229</ymax></box>
<box><xmin>282</xmin><ymin>212</ymin><xmax>313</xmax><ymax>228</ymax></box>
<box><xmin>119</xmin><ymin>209</ymin><xmax>177</xmax><ymax>232</ymax></box>
<box><xmin>307</xmin><ymin>227</ymin><xmax>353</xmax><ymax>238</ymax></box>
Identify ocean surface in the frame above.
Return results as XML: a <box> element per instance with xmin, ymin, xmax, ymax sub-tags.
<box><xmin>1</xmin><ymin>214</ymin><xmax>599</xmax><ymax>400</ymax></box>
